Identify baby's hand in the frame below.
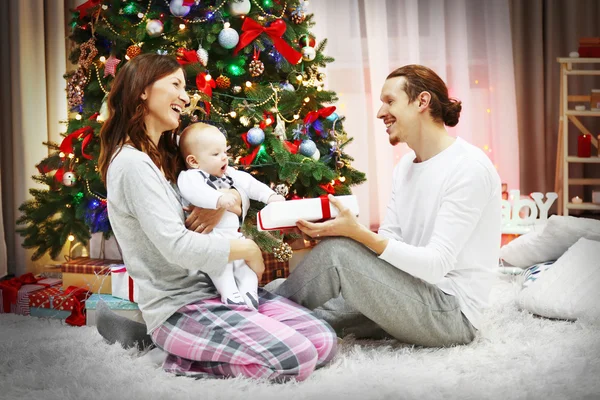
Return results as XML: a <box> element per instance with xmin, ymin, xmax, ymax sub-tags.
<box><xmin>217</xmin><ymin>193</ymin><xmax>237</xmax><ymax>209</ymax></box>
<box><xmin>268</xmin><ymin>194</ymin><xmax>286</xmax><ymax>203</ymax></box>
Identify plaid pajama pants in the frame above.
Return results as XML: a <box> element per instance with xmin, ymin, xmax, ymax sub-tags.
<box><xmin>150</xmin><ymin>289</ymin><xmax>337</xmax><ymax>381</ymax></box>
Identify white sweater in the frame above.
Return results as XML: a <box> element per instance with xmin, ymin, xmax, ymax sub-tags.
<box><xmin>378</xmin><ymin>138</ymin><xmax>502</xmax><ymax>329</ymax></box>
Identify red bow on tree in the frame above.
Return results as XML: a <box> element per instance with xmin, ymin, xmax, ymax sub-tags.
<box><xmin>195</xmin><ymin>72</ymin><xmax>216</xmax><ymax>115</ymax></box>
<box><xmin>234</xmin><ymin>18</ymin><xmax>302</xmax><ymax>65</ymax></box>
<box><xmin>304</xmin><ymin>106</ymin><xmax>336</xmax><ymax>125</ymax></box>
<box><xmin>76</xmin><ymin>0</ymin><xmax>102</xmax><ymax>19</ymax></box>
<box><xmin>284</xmin><ymin>140</ymin><xmax>301</xmax><ymax>154</ymax></box>
<box><xmin>60</xmin><ymin>126</ymin><xmax>94</xmax><ymax>160</ymax></box>
<box><xmin>177</xmin><ymin>48</ymin><xmax>199</xmax><ymax>65</ymax></box>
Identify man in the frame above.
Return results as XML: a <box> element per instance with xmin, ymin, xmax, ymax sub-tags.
<box><xmin>273</xmin><ymin>64</ymin><xmax>502</xmax><ymax>347</ymax></box>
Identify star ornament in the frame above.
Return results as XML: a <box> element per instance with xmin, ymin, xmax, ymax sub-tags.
<box><xmin>104</xmin><ymin>55</ymin><xmax>121</xmax><ymax>77</ymax></box>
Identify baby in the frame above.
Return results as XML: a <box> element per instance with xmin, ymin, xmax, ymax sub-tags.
<box><xmin>177</xmin><ymin>122</ymin><xmax>285</xmax><ymax>310</ymax></box>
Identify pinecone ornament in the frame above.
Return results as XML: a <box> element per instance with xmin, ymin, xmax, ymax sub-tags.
<box><xmin>67</xmin><ymin>68</ymin><xmax>88</xmax><ymax>109</ymax></box>
<box><xmin>291</xmin><ymin>10</ymin><xmax>306</xmax><ymax>24</ymax></box>
<box><xmin>126</xmin><ymin>45</ymin><xmax>142</xmax><ymax>59</ymax></box>
<box><xmin>196</xmin><ymin>46</ymin><xmax>209</xmax><ymax>66</ymax></box>
<box><xmin>216</xmin><ymin>75</ymin><xmax>231</xmax><ymax>89</ymax></box>
<box><xmin>249</xmin><ymin>59</ymin><xmax>265</xmax><ymax>77</ymax></box>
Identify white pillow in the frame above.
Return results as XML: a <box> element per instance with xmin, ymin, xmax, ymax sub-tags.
<box><xmin>517</xmin><ymin>237</ymin><xmax>600</xmax><ymax>321</ymax></box>
<box><xmin>500</xmin><ymin>215</ymin><xmax>600</xmax><ymax>268</ymax></box>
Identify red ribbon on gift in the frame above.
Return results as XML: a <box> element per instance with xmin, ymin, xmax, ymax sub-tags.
<box><xmin>319</xmin><ymin>195</ymin><xmax>332</xmax><ymax>220</ymax></box>
<box><xmin>63</xmin><ymin>286</ymin><xmax>90</xmax><ymax>327</ymax></box>
<box><xmin>233</xmin><ymin>18</ymin><xmax>302</xmax><ymax>65</ymax></box>
<box><xmin>0</xmin><ymin>273</ymin><xmax>39</xmax><ymax>313</ymax></box>
<box><xmin>319</xmin><ymin>183</ymin><xmax>336</xmax><ymax>194</ymax></box>
<box><xmin>195</xmin><ymin>72</ymin><xmax>216</xmax><ymax>115</ymax></box>
<box><xmin>304</xmin><ymin>106</ymin><xmax>336</xmax><ymax>125</ymax></box>
<box><xmin>59</xmin><ymin>126</ymin><xmax>94</xmax><ymax>160</ymax></box>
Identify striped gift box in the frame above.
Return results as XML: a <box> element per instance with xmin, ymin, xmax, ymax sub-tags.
<box><xmin>60</xmin><ymin>257</ymin><xmax>121</xmax><ymax>294</ymax></box>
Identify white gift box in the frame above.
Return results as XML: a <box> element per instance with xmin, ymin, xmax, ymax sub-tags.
<box><xmin>110</xmin><ymin>265</ymin><xmax>139</xmax><ymax>303</ymax></box>
<box><xmin>89</xmin><ymin>232</ymin><xmax>122</xmax><ymax>260</ymax></box>
<box><xmin>257</xmin><ymin>195</ymin><xmax>360</xmax><ymax>231</ymax></box>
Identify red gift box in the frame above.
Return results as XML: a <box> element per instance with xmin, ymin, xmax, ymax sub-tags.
<box><xmin>28</xmin><ymin>286</ymin><xmax>91</xmax><ymax>326</ymax></box>
<box><xmin>0</xmin><ymin>273</ymin><xmax>61</xmax><ymax>314</ymax></box>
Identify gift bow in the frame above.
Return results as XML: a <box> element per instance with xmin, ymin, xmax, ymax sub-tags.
<box><xmin>63</xmin><ymin>286</ymin><xmax>90</xmax><ymax>327</ymax></box>
<box><xmin>60</xmin><ymin>126</ymin><xmax>94</xmax><ymax>160</ymax></box>
<box><xmin>233</xmin><ymin>18</ymin><xmax>302</xmax><ymax>65</ymax></box>
<box><xmin>76</xmin><ymin>0</ymin><xmax>101</xmax><ymax>18</ymax></box>
<box><xmin>304</xmin><ymin>106</ymin><xmax>336</xmax><ymax>125</ymax></box>
<box><xmin>195</xmin><ymin>72</ymin><xmax>216</xmax><ymax>115</ymax></box>
<box><xmin>0</xmin><ymin>273</ymin><xmax>38</xmax><ymax>313</ymax></box>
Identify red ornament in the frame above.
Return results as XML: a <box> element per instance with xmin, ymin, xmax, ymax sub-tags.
<box><xmin>126</xmin><ymin>45</ymin><xmax>142</xmax><ymax>59</ymax></box>
<box><xmin>578</xmin><ymin>134</ymin><xmax>592</xmax><ymax>157</ymax></box>
<box><xmin>299</xmin><ymin>34</ymin><xmax>316</xmax><ymax>48</ymax></box>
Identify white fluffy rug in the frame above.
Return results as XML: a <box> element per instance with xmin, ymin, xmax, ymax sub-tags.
<box><xmin>1</xmin><ymin>274</ymin><xmax>599</xmax><ymax>400</ymax></box>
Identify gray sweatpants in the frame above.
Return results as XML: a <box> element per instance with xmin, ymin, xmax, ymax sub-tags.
<box><xmin>274</xmin><ymin>237</ymin><xmax>476</xmax><ymax>347</ymax></box>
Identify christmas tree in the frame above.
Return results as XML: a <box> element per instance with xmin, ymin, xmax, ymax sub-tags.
<box><xmin>17</xmin><ymin>0</ymin><xmax>366</xmax><ymax>261</ymax></box>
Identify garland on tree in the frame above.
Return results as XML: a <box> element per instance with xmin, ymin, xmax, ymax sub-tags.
<box><xmin>17</xmin><ymin>0</ymin><xmax>366</xmax><ymax>261</ymax></box>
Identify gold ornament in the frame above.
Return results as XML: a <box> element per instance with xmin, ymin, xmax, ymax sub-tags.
<box><xmin>273</xmin><ymin>242</ymin><xmax>293</xmax><ymax>262</ymax></box>
<box><xmin>216</xmin><ymin>75</ymin><xmax>231</xmax><ymax>89</ymax></box>
<box><xmin>126</xmin><ymin>45</ymin><xmax>142</xmax><ymax>59</ymax></box>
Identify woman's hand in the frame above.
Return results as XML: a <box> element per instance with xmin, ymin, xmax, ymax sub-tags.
<box><xmin>229</xmin><ymin>239</ymin><xmax>265</xmax><ymax>280</ymax></box>
<box><xmin>296</xmin><ymin>194</ymin><xmax>362</xmax><ymax>239</ymax></box>
<box><xmin>183</xmin><ymin>206</ymin><xmax>225</xmax><ymax>234</ymax></box>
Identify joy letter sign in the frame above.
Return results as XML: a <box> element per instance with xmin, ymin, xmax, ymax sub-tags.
<box><xmin>501</xmin><ymin>190</ymin><xmax>558</xmax><ymax>234</ymax></box>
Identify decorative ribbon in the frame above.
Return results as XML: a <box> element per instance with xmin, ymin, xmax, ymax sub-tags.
<box><xmin>304</xmin><ymin>106</ymin><xmax>336</xmax><ymax>125</ymax></box>
<box><xmin>284</xmin><ymin>140</ymin><xmax>301</xmax><ymax>154</ymax></box>
<box><xmin>319</xmin><ymin>183</ymin><xmax>336</xmax><ymax>194</ymax></box>
<box><xmin>195</xmin><ymin>72</ymin><xmax>216</xmax><ymax>115</ymax></box>
<box><xmin>63</xmin><ymin>285</ymin><xmax>90</xmax><ymax>327</ymax></box>
<box><xmin>128</xmin><ymin>276</ymin><xmax>135</xmax><ymax>303</ymax></box>
<box><xmin>0</xmin><ymin>273</ymin><xmax>38</xmax><ymax>313</ymax></box>
<box><xmin>182</xmin><ymin>0</ymin><xmax>196</xmax><ymax>5</ymax></box>
<box><xmin>259</xmin><ymin>112</ymin><xmax>275</xmax><ymax>129</ymax></box>
<box><xmin>60</xmin><ymin>126</ymin><xmax>94</xmax><ymax>160</ymax></box>
<box><xmin>240</xmin><ymin>146</ymin><xmax>261</xmax><ymax>165</ymax></box>
<box><xmin>233</xmin><ymin>18</ymin><xmax>302</xmax><ymax>65</ymax></box>
<box><xmin>75</xmin><ymin>0</ymin><xmax>101</xmax><ymax>19</ymax></box>
<box><xmin>177</xmin><ymin>48</ymin><xmax>199</xmax><ymax>65</ymax></box>
<box><xmin>319</xmin><ymin>195</ymin><xmax>332</xmax><ymax>221</ymax></box>
<box><xmin>241</xmin><ymin>132</ymin><xmax>251</xmax><ymax>148</ymax></box>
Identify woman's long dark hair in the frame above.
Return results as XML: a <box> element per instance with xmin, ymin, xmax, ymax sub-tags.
<box><xmin>98</xmin><ymin>53</ymin><xmax>185</xmax><ymax>183</ymax></box>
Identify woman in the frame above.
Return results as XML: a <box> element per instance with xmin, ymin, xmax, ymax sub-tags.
<box><xmin>97</xmin><ymin>53</ymin><xmax>337</xmax><ymax>381</ymax></box>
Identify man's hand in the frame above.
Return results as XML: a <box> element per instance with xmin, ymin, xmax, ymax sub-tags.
<box><xmin>183</xmin><ymin>206</ymin><xmax>225</xmax><ymax>234</ymax></box>
<box><xmin>217</xmin><ymin>193</ymin><xmax>237</xmax><ymax>209</ymax></box>
<box><xmin>267</xmin><ymin>194</ymin><xmax>286</xmax><ymax>203</ymax></box>
<box><xmin>296</xmin><ymin>194</ymin><xmax>362</xmax><ymax>239</ymax></box>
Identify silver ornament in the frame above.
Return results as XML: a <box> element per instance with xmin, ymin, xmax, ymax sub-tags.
<box><xmin>247</xmin><ymin>127</ymin><xmax>265</xmax><ymax>146</ymax></box>
<box><xmin>169</xmin><ymin>0</ymin><xmax>190</xmax><ymax>17</ymax></box>
<box><xmin>146</xmin><ymin>19</ymin><xmax>164</xmax><ymax>37</ymax></box>
<box><xmin>311</xmin><ymin>148</ymin><xmax>320</xmax><ymax>160</ymax></box>
<box><xmin>232</xmin><ymin>85</ymin><xmax>242</xmax><ymax>94</ymax></box>
<box><xmin>301</xmin><ymin>46</ymin><xmax>316</xmax><ymax>61</ymax></box>
<box><xmin>63</xmin><ymin>171</ymin><xmax>77</xmax><ymax>187</ymax></box>
<box><xmin>229</xmin><ymin>0</ymin><xmax>251</xmax><ymax>16</ymax></box>
<box><xmin>196</xmin><ymin>46</ymin><xmax>209</xmax><ymax>66</ymax></box>
<box><xmin>218</xmin><ymin>27</ymin><xmax>240</xmax><ymax>49</ymax></box>
<box><xmin>299</xmin><ymin>139</ymin><xmax>317</xmax><ymax>157</ymax></box>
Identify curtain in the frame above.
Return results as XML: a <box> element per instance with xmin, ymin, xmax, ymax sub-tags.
<box><xmin>0</xmin><ymin>0</ymin><xmax>74</xmax><ymax>276</ymax></box>
<box><xmin>510</xmin><ymin>0</ymin><xmax>600</xmax><ymax>200</ymax></box>
<box><xmin>310</xmin><ymin>0</ymin><xmax>520</xmax><ymax>229</ymax></box>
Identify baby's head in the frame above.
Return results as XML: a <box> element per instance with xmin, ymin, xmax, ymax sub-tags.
<box><xmin>179</xmin><ymin>122</ymin><xmax>229</xmax><ymax>177</ymax></box>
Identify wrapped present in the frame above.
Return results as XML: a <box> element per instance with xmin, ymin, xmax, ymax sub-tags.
<box><xmin>61</xmin><ymin>257</ymin><xmax>120</xmax><ymax>294</ymax></box>
<box><xmin>0</xmin><ymin>273</ymin><xmax>61</xmax><ymax>315</ymax></box>
<box><xmin>259</xmin><ymin>251</ymin><xmax>290</xmax><ymax>286</ymax></box>
<box><xmin>111</xmin><ymin>265</ymin><xmax>139</xmax><ymax>303</ymax></box>
<box><xmin>28</xmin><ymin>286</ymin><xmax>91</xmax><ymax>326</ymax></box>
<box><xmin>89</xmin><ymin>232</ymin><xmax>123</xmax><ymax>260</ymax></box>
<box><xmin>85</xmin><ymin>293</ymin><xmax>143</xmax><ymax>326</ymax></box>
<box><xmin>578</xmin><ymin>37</ymin><xmax>600</xmax><ymax>57</ymax></box>
<box><xmin>257</xmin><ymin>195</ymin><xmax>360</xmax><ymax>231</ymax></box>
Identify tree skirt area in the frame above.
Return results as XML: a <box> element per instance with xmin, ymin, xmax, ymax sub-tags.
<box><xmin>1</xmin><ymin>275</ymin><xmax>599</xmax><ymax>400</ymax></box>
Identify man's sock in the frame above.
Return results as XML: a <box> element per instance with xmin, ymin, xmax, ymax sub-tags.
<box><xmin>96</xmin><ymin>300</ymin><xmax>153</xmax><ymax>350</ymax></box>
